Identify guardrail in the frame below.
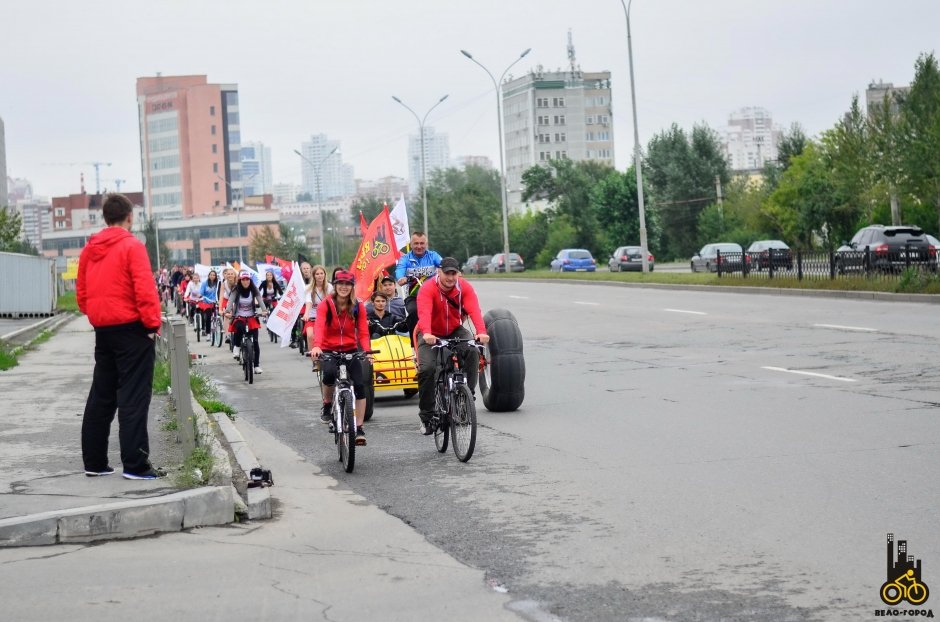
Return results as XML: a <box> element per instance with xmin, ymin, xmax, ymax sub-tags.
<box><xmin>713</xmin><ymin>247</ymin><xmax>939</xmax><ymax>282</ymax></box>
<box><xmin>156</xmin><ymin>313</ymin><xmax>196</xmax><ymax>455</ymax></box>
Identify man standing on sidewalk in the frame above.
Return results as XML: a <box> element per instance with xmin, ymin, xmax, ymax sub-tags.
<box><xmin>77</xmin><ymin>193</ymin><xmax>164</xmax><ymax>480</ymax></box>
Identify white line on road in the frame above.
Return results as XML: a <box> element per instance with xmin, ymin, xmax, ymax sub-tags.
<box><xmin>664</xmin><ymin>308</ymin><xmax>707</xmax><ymax>315</ymax></box>
<box><xmin>573</xmin><ymin>301</ymin><xmax>600</xmax><ymax>306</ymax></box>
<box><xmin>813</xmin><ymin>323</ymin><xmax>878</xmax><ymax>332</ymax></box>
<box><xmin>762</xmin><ymin>366</ymin><xmax>858</xmax><ymax>383</ymax></box>
<box><xmin>508</xmin><ymin>295</ymin><xmax>529</xmax><ymax>299</ymax></box>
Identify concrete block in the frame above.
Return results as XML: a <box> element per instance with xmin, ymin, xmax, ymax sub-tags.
<box><xmin>246</xmin><ymin>486</ymin><xmax>272</xmax><ymax>520</ymax></box>
<box><xmin>57</xmin><ymin>497</ymin><xmax>185</xmax><ymax>543</ymax></box>
<box><xmin>193</xmin><ymin>402</ymin><xmax>232</xmax><ymax>486</ymax></box>
<box><xmin>181</xmin><ymin>486</ymin><xmax>235</xmax><ymax>528</ymax></box>
<box><xmin>0</xmin><ymin>513</ymin><xmax>59</xmax><ymax>547</ymax></box>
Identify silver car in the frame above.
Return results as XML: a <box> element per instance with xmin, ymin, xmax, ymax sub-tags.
<box><xmin>691</xmin><ymin>243</ymin><xmax>747</xmax><ymax>273</ymax></box>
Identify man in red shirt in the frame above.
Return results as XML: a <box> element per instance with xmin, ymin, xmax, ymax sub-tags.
<box><xmin>77</xmin><ymin>193</ymin><xmax>164</xmax><ymax>479</ymax></box>
<box><xmin>415</xmin><ymin>257</ymin><xmax>489</xmax><ymax>434</ymax></box>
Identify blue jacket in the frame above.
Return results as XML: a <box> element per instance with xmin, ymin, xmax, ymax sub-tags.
<box><xmin>199</xmin><ymin>280</ymin><xmax>220</xmax><ymax>305</ymax></box>
<box><xmin>395</xmin><ymin>250</ymin><xmax>442</xmax><ymax>295</ymax></box>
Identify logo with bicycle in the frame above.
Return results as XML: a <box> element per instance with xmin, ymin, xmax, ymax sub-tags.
<box><xmin>877</xmin><ymin>533</ymin><xmax>930</xmax><ymax>614</ymax></box>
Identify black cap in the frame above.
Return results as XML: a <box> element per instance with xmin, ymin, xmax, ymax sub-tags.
<box><xmin>380</xmin><ymin>274</ymin><xmax>395</xmax><ymax>283</ymax></box>
<box><xmin>439</xmin><ymin>257</ymin><xmax>461</xmax><ymax>273</ymax></box>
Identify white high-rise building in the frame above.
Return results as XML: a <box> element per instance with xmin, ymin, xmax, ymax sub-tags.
<box><xmin>241</xmin><ymin>141</ymin><xmax>273</xmax><ymax>197</ymax></box>
<box><xmin>0</xmin><ymin>115</ymin><xmax>8</xmax><ymax>208</ymax></box>
<box><xmin>299</xmin><ymin>134</ymin><xmax>354</xmax><ymax>200</ymax></box>
<box><xmin>407</xmin><ymin>126</ymin><xmax>450</xmax><ymax>196</ymax></box>
<box><xmin>722</xmin><ymin>107</ymin><xmax>783</xmax><ymax>172</ymax></box>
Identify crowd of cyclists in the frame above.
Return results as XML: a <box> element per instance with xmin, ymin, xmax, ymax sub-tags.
<box><xmin>154</xmin><ymin>231</ymin><xmax>490</xmax><ymax>449</ymax></box>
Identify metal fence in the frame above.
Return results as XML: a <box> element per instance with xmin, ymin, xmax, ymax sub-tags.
<box><xmin>713</xmin><ymin>247</ymin><xmax>939</xmax><ymax>283</ymax></box>
<box><xmin>156</xmin><ymin>313</ymin><xmax>196</xmax><ymax>455</ymax></box>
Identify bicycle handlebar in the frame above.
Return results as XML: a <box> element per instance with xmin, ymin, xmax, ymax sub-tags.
<box><xmin>430</xmin><ymin>338</ymin><xmax>481</xmax><ymax>349</ymax></box>
<box><xmin>317</xmin><ymin>350</ymin><xmax>381</xmax><ymax>361</ymax></box>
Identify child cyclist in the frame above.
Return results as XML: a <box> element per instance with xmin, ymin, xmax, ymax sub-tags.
<box><xmin>311</xmin><ymin>270</ymin><xmax>373</xmax><ymax>446</ymax></box>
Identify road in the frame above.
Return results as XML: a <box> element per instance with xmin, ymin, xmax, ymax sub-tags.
<box><xmin>201</xmin><ymin>281</ymin><xmax>939</xmax><ymax>621</ymax></box>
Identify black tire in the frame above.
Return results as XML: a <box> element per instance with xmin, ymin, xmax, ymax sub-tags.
<box><xmin>194</xmin><ymin>314</ymin><xmax>202</xmax><ymax>342</ymax></box>
<box><xmin>480</xmin><ymin>309</ymin><xmax>525</xmax><ymax>412</ymax></box>
<box><xmin>243</xmin><ymin>342</ymin><xmax>254</xmax><ymax>384</ymax></box>
<box><xmin>363</xmin><ymin>361</ymin><xmax>375</xmax><ymax>422</ymax></box>
<box><xmin>339</xmin><ymin>392</ymin><xmax>355</xmax><ymax>473</ymax></box>
<box><xmin>450</xmin><ymin>383</ymin><xmax>477</xmax><ymax>462</ymax></box>
<box><xmin>434</xmin><ymin>383</ymin><xmax>449</xmax><ymax>453</ymax></box>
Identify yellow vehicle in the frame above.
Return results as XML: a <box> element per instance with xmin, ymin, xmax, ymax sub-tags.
<box><xmin>363</xmin><ymin>320</ymin><xmax>418</xmax><ymax>420</ymax></box>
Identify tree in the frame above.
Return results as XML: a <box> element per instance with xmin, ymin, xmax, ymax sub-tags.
<box><xmin>868</xmin><ymin>91</ymin><xmax>905</xmax><ymax>225</ymax></box>
<box><xmin>349</xmin><ymin>195</ymin><xmax>387</xmax><ymax>225</ymax></box>
<box><xmin>590</xmin><ymin>166</ymin><xmax>659</xmax><ymax>257</ymax></box>
<box><xmin>424</xmin><ymin>165</ymin><xmax>502</xmax><ymax>259</ymax></box>
<box><xmin>248</xmin><ymin>225</ymin><xmax>282</xmax><ymax>263</ymax></box>
<box><xmin>141</xmin><ymin>216</ymin><xmax>170</xmax><ymax>270</ymax></box>
<box><xmin>898</xmin><ymin>52</ymin><xmax>940</xmax><ymax>234</ymax></box>
<box><xmin>508</xmin><ymin>208</ymin><xmax>549</xmax><ymax>266</ymax></box>
<box><xmin>296</xmin><ymin>192</ymin><xmax>313</xmax><ymax>202</ymax></box>
<box><xmin>820</xmin><ymin>95</ymin><xmax>871</xmax><ymax>226</ymax></box>
<box><xmin>764</xmin><ymin>123</ymin><xmax>808</xmax><ymax>190</ymax></box>
<box><xmin>0</xmin><ymin>207</ymin><xmax>24</xmax><ymax>252</ymax></box>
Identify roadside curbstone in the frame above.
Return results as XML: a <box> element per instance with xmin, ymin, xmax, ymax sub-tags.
<box><xmin>0</xmin><ymin>515</ymin><xmax>59</xmax><ymax>547</ymax></box>
<box><xmin>211</xmin><ymin>412</ymin><xmax>272</xmax><ymax>520</ymax></box>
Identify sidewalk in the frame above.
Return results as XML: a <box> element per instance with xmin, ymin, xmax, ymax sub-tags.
<box><xmin>0</xmin><ymin>315</ymin><xmax>232</xmax><ymax>545</ymax></box>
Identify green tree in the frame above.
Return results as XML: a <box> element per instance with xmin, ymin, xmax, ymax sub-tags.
<box><xmin>508</xmin><ymin>208</ymin><xmax>549</xmax><ymax>266</ymax></box>
<box><xmin>898</xmin><ymin>52</ymin><xmax>940</xmax><ymax>234</ymax></box>
<box><xmin>820</xmin><ymin>95</ymin><xmax>871</xmax><ymax>226</ymax></box>
<box><xmin>764</xmin><ymin>123</ymin><xmax>807</xmax><ymax>190</ymax></box>
<box><xmin>868</xmin><ymin>91</ymin><xmax>905</xmax><ymax>225</ymax></box>
<box><xmin>424</xmin><ymin>165</ymin><xmax>502</xmax><ymax>259</ymax></box>
<box><xmin>141</xmin><ymin>216</ymin><xmax>170</xmax><ymax>270</ymax></box>
<box><xmin>349</xmin><ymin>195</ymin><xmax>386</xmax><ymax>225</ymax></box>
<box><xmin>0</xmin><ymin>207</ymin><xmax>24</xmax><ymax>252</ymax></box>
<box><xmin>534</xmin><ymin>213</ymin><xmax>577</xmax><ymax>268</ymax></box>
<box><xmin>590</xmin><ymin>166</ymin><xmax>659</xmax><ymax>258</ymax></box>
<box><xmin>248</xmin><ymin>225</ymin><xmax>283</xmax><ymax>263</ymax></box>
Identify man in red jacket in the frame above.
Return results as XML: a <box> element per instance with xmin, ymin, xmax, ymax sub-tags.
<box><xmin>415</xmin><ymin>256</ymin><xmax>489</xmax><ymax>434</ymax></box>
<box><xmin>77</xmin><ymin>193</ymin><xmax>164</xmax><ymax>480</ymax></box>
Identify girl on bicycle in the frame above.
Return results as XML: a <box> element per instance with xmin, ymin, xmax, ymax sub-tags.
<box><xmin>303</xmin><ymin>264</ymin><xmax>332</xmax><ymax>355</ymax></box>
<box><xmin>225</xmin><ymin>271</ymin><xmax>267</xmax><ymax>374</ymax></box>
<box><xmin>311</xmin><ymin>270</ymin><xmax>373</xmax><ymax>445</ymax></box>
<box><xmin>183</xmin><ymin>272</ymin><xmax>202</xmax><ymax>322</ymax></box>
<box><xmin>197</xmin><ymin>270</ymin><xmax>220</xmax><ymax>335</ymax></box>
<box><xmin>260</xmin><ymin>270</ymin><xmax>283</xmax><ymax>312</ymax></box>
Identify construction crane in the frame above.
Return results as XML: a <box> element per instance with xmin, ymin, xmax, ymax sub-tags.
<box><xmin>42</xmin><ymin>161</ymin><xmax>112</xmax><ymax>194</ymax></box>
<box><xmin>102</xmin><ymin>178</ymin><xmax>127</xmax><ymax>192</ymax></box>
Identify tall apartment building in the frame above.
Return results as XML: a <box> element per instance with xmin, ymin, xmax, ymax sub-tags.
<box><xmin>136</xmin><ymin>74</ymin><xmax>242</xmax><ymax>219</ymax></box>
<box><xmin>502</xmin><ymin>67</ymin><xmax>614</xmax><ymax>211</ymax></box>
<box><xmin>722</xmin><ymin>107</ymin><xmax>783</xmax><ymax>172</ymax></box>
<box><xmin>407</xmin><ymin>126</ymin><xmax>450</xmax><ymax>196</ymax></box>
<box><xmin>299</xmin><ymin>134</ymin><xmax>354</xmax><ymax>200</ymax></box>
<box><xmin>0</xmin><ymin>115</ymin><xmax>8</xmax><ymax>208</ymax></box>
<box><xmin>241</xmin><ymin>141</ymin><xmax>272</xmax><ymax>197</ymax></box>
<box><xmin>866</xmin><ymin>80</ymin><xmax>910</xmax><ymax>117</ymax></box>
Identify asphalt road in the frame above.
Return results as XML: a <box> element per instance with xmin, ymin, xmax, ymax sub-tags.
<box><xmin>203</xmin><ymin>281</ymin><xmax>939</xmax><ymax>621</ymax></box>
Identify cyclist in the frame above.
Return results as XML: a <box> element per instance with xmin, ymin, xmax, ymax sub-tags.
<box><xmin>197</xmin><ymin>270</ymin><xmax>220</xmax><ymax>336</ymax></box>
<box><xmin>396</xmin><ymin>231</ymin><xmax>442</xmax><ymax>340</ymax></box>
<box><xmin>225</xmin><ymin>271</ymin><xmax>267</xmax><ymax>374</ymax></box>
<box><xmin>415</xmin><ymin>257</ymin><xmax>489</xmax><ymax>435</ymax></box>
<box><xmin>219</xmin><ymin>267</ymin><xmax>237</xmax><ymax>345</ymax></box>
<box><xmin>311</xmin><ymin>270</ymin><xmax>373</xmax><ymax>446</ymax></box>
<box><xmin>303</xmin><ymin>264</ymin><xmax>332</xmax><ymax>357</ymax></box>
<box><xmin>183</xmin><ymin>271</ymin><xmax>202</xmax><ymax>323</ymax></box>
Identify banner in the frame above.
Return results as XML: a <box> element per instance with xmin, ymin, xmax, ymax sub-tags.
<box><xmin>350</xmin><ymin>206</ymin><xmax>401</xmax><ymax>301</ymax></box>
<box><xmin>265</xmin><ymin>262</ymin><xmax>306</xmax><ymax>347</ymax></box>
<box><xmin>255</xmin><ymin>262</ymin><xmax>284</xmax><ymax>284</ymax></box>
<box><xmin>389</xmin><ymin>195</ymin><xmax>410</xmax><ymax>251</ymax></box>
<box><xmin>62</xmin><ymin>257</ymin><xmax>79</xmax><ymax>281</ymax></box>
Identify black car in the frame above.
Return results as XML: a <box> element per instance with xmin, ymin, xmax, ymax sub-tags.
<box><xmin>835</xmin><ymin>225</ymin><xmax>935</xmax><ymax>273</ymax></box>
<box><xmin>746</xmin><ymin>240</ymin><xmax>793</xmax><ymax>271</ymax></box>
<box><xmin>462</xmin><ymin>255</ymin><xmax>492</xmax><ymax>274</ymax></box>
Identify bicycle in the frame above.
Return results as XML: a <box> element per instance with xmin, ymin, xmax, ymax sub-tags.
<box><xmin>317</xmin><ymin>350</ymin><xmax>378</xmax><ymax>473</ymax></box>
<box><xmin>209</xmin><ymin>309</ymin><xmax>224</xmax><ymax>348</ymax></box>
<box><xmin>428</xmin><ymin>337</ymin><xmax>480</xmax><ymax>462</ymax></box>
<box><xmin>264</xmin><ymin>298</ymin><xmax>280</xmax><ymax>343</ymax></box>
<box><xmin>881</xmin><ymin>569</ymin><xmax>930</xmax><ymax>605</ymax></box>
<box><xmin>232</xmin><ymin>316</ymin><xmax>262</xmax><ymax>385</ymax></box>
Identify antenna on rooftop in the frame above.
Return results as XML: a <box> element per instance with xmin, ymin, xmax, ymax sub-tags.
<box><xmin>567</xmin><ymin>28</ymin><xmax>577</xmax><ymax>73</ymax></box>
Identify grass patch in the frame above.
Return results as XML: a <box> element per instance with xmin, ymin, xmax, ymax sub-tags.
<box><xmin>199</xmin><ymin>399</ymin><xmax>237</xmax><ymax>420</ymax></box>
<box><xmin>57</xmin><ymin>291</ymin><xmax>79</xmax><ymax>313</ymax></box>
<box><xmin>153</xmin><ymin>360</ymin><xmax>171</xmax><ymax>394</ymax></box>
<box><xmin>189</xmin><ymin>369</ymin><xmax>236</xmax><ymax>420</ymax></box>
<box><xmin>31</xmin><ymin>330</ymin><xmax>53</xmax><ymax>346</ymax></box>
<box><xmin>0</xmin><ymin>341</ymin><xmax>17</xmax><ymax>371</ymax></box>
<box><xmin>175</xmin><ymin>446</ymin><xmax>214</xmax><ymax>488</ymax></box>
<box><xmin>160</xmin><ymin>418</ymin><xmax>178</xmax><ymax>432</ymax></box>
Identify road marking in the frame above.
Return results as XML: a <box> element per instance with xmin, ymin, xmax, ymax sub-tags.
<box><xmin>664</xmin><ymin>308</ymin><xmax>707</xmax><ymax>315</ymax></box>
<box><xmin>573</xmin><ymin>301</ymin><xmax>600</xmax><ymax>306</ymax></box>
<box><xmin>813</xmin><ymin>323</ymin><xmax>878</xmax><ymax>332</ymax></box>
<box><xmin>509</xmin><ymin>295</ymin><xmax>529</xmax><ymax>300</ymax></box>
<box><xmin>762</xmin><ymin>366</ymin><xmax>857</xmax><ymax>383</ymax></box>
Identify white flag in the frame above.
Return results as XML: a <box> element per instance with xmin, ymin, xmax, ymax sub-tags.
<box><xmin>389</xmin><ymin>195</ymin><xmax>411</xmax><ymax>251</ymax></box>
<box><xmin>265</xmin><ymin>262</ymin><xmax>306</xmax><ymax>347</ymax></box>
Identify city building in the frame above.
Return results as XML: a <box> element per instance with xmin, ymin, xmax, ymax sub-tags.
<box><xmin>355</xmin><ymin>176</ymin><xmax>410</xmax><ymax>202</ymax></box>
<box><xmin>11</xmin><ymin>202</ymin><xmax>50</xmax><ymax>250</ymax></box>
<box><xmin>51</xmin><ymin>191</ymin><xmax>146</xmax><ymax>232</ymax></box>
<box><xmin>241</xmin><ymin>141</ymin><xmax>273</xmax><ymax>197</ymax></box>
<box><xmin>0</xmin><ymin>115</ymin><xmax>7</xmax><ymax>207</ymax></box>
<box><xmin>501</xmin><ymin>66</ymin><xmax>614</xmax><ymax>212</ymax></box>
<box><xmin>407</xmin><ymin>126</ymin><xmax>450</xmax><ymax>196</ymax></box>
<box><xmin>722</xmin><ymin>107</ymin><xmax>783</xmax><ymax>172</ymax></box>
<box><xmin>299</xmin><ymin>134</ymin><xmax>354</xmax><ymax>201</ymax></box>
<box><xmin>866</xmin><ymin>80</ymin><xmax>910</xmax><ymax>117</ymax></box>
<box><xmin>271</xmin><ymin>182</ymin><xmax>300</xmax><ymax>205</ymax></box>
<box><xmin>136</xmin><ymin>74</ymin><xmax>242</xmax><ymax>219</ymax></box>
<box><xmin>7</xmin><ymin>177</ymin><xmax>34</xmax><ymax>204</ymax></box>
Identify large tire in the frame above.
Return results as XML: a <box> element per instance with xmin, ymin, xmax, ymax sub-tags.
<box><xmin>363</xmin><ymin>361</ymin><xmax>375</xmax><ymax>422</ymax></box>
<box><xmin>480</xmin><ymin>309</ymin><xmax>525</xmax><ymax>412</ymax></box>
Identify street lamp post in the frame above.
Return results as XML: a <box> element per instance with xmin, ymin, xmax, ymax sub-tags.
<box><xmin>620</xmin><ymin>0</ymin><xmax>650</xmax><ymax>273</ymax></box>
<box><xmin>392</xmin><ymin>94</ymin><xmax>449</xmax><ymax>238</ymax></box>
<box><xmin>294</xmin><ymin>147</ymin><xmax>338</xmax><ymax>267</ymax></box>
<box><xmin>217</xmin><ymin>172</ymin><xmax>257</xmax><ymax>264</ymax></box>
<box><xmin>460</xmin><ymin>47</ymin><xmax>531</xmax><ymax>256</ymax></box>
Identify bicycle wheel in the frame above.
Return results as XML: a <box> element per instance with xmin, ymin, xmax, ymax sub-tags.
<box><xmin>450</xmin><ymin>383</ymin><xmax>477</xmax><ymax>462</ymax></box>
<box><xmin>338</xmin><ymin>392</ymin><xmax>356</xmax><ymax>472</ymax></box>
<box><xmin>243</xmin><ymin>341</ymin><xmax>254</xmax><ymax>384</ymax></box>
<box><xmin>434</xmin><ymin>382</ymin><xmax>449</xmax><ymax>453</ymax></box>
<box><xmin>194</xmin><ymin>313</ymin><xmax>202</xmax><ymax>342</ymax></box>
<box><xmin>908</xmin><ymin>582</ymin><xmax>928</xmax><ymax>605</ymax></box>
<box><xmin>881</xmin><ymin>581</ymin><xmax>903</xmax><ymax>605</ymax></box>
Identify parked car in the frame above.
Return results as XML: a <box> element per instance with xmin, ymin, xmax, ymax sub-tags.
<box><xmin>550</xmin><ymin>249</ymin><xmax>597</xmax><ymax>272</ymax></box>
<box><xmin>926</xmin><ymin>234</ymin><xmax>940</xmax><ymax>269</ymax></box>
<box><xmin>462</xmin><ymin>255</ymin><xmax>492</xmax><ymax>274</ymax></box>
<box><xmin>835</xmin><ymin>225</ymin><xmax>935</xmax><ymax>273</ymax></box>
<box><xmin>487</xmin><ymin>252</ymin><xmax>525</xmax><ymax>273</ymax></box>
<box><xmin>746</xmin><ymin>240</ymin><xmax>793</xmax><ymax>271</ymax></box>
<box><xmin>690</xmin><ymin>243</ymin><xmax>748</xmax><ymax>273</ymax></box>
<box><xmin>608</xmin><ymin>246</ymin><xmax>655</xmax><ymax>272</ymax></box>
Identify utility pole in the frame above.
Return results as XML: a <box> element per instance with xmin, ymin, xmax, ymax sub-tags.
<box><xmin>716</xmin><ymin>175</ymin><xmax>724</xmax><ymax>232</ymax></box>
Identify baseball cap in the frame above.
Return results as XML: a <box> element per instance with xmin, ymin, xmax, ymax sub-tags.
<box><xmin>238</xmin><ymin>271</ymin><xmax>251</xmax><ymax>280</ymax></box>
<box><xmin>439</xmin><ymin>257</ymin><xmax>460</xmax><ymax>273</ymax></box>
<box><xmin>380</xmin><ymin>274</ymin><xmax>395</xmax><ymax>283</ymax></box>
<box><xmin>332</xmin><ymin>270</ymin><xmax>356</xmax><ymax>285</ymax></box>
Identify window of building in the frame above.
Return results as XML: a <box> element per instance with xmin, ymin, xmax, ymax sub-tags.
<box><xmin>212</xmin><ymin>144</ymin><xmax>217</xmax><ymax>154</ymax></box>
<box><xmin>553</xmin><ymin>97</ymin><xmax>566</xmax><ymax>107</ymax></box>
<box><xmin>539</xmin><ymin>152</ymin><xmax>548</xmax><ymax>161</ymax></box>
<box><xmin>211</xmin><ymin>125</ymin><xmax>216</xmax><ymax>136</ymax></box>
<box><xmin>554</xmin><ymin>115</ymin><xmax>566</xmax><ymax>125</ymax></box>
<box><xmin>213</xmin><ymin>163</ymin><xmax>218</xmax><ymax>173</ymax></box>
<box><xmin>214</xmin><ymin>182</ymin><xmax>220</xmax><ymax>192</ymax></box>
<box><xmin>555</xmin><ymin>132</ymin><xmax>566</xmax><ymax>143</ymax></box>
<box><xmin>210</xmin><ymin>105</ymin><xmax>216</xmax><ymax>116</ymax></box>
<box><xmin>586</xmin><ymin>115</ymin><xmax>595</xmax><ymax>125</ymax></box>
<box><xmin>54</xmin><ymin>207</ymin><xmax>65</xmax><ymax>217</ymax></box>
<box><xmin>536</xmin><ymin>97</ymin><xmax>549</xmax><ymax>108</ymax></box>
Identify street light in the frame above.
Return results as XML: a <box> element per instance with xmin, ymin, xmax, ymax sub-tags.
<box><xmin>460</xmin><ymin>47</ymin><xmax>531</xmax><ymax>256</ymax></box>
<box><xmin>392</xmin><ymin>94</ymin><xmax>449</xmax><ymax>238</ymax></box>
<box><xmin>294</xmin><ymin>147</ymin><xmax>339</xmax><ymax>266</ymax></box>
<box><xmin>620</xmin><ymin>0</ymin><xmax>650</xmax><ymax>273</ymax></box>
<box><xmin>217</xmin><ymin>172</ymin><xmax>257</xmax><ymax>264</ymax></box>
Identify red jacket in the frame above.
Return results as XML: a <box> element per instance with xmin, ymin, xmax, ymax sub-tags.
<box><xmin>416</xmin><ymin>275</ymin><xmax>487</xmax><ymax>337</ymax></box>
<box><xmin>313</xmin><ymin>297</ymin><xmax>370</xmax><ymax>352</ymax></box>
<box><xmin>77</xmin><ymin>226</ymin><xmax>161</xmax><ymax>331</ymax></box>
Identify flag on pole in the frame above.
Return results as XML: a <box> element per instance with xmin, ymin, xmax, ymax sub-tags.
<box><xmin>265</xmin><ymin>262</ymin><xmax>306</xmax><ymax>347</ymax></box>
<box><xmin>350</xmin><ymin>206</ymin><xmax>401</xmax><ymax>301</ymax></box>
<box><xmin>359</xmin><ymin>211</ymin><xmax>368</xmax><ymax>237</ymax></box>
<box><xmin>389</xmin><ymin>195</ymin><xmax>410</xmax><ymax>251</ymax></box>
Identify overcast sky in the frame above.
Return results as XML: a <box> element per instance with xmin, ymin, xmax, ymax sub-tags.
<box><xmin>3</xmin><ymin>0</ymin><xmax>938</xmax><ymax>199</ymax></box>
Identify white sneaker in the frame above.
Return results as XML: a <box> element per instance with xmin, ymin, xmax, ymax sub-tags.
<box><xmin>254</xmin><ymin>367</ymin><xmax>263</xmax><ymax>374</ymax></box>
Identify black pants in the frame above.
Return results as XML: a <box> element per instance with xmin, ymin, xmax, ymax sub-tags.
<box><xmin>199</xmin><ymin>307</ymin><xmax>214</xmax><ymax>333</ymax></box>
<box><xmin>232</xmin><ymin>323</ymin><xmax>261</xmax><ymax>366</ymax></box>
<box><xmin>416</xmin><ymin>326</ymin><xmax>478</xmax><ymax>420</ymax></box>
<box><xmin>319</xmin><ymin>353</ymin><xmax>366</xmax><ymax>399</ymax></box>
<box><xmin>404</xmin><ymin>296</ymin><xmax>418</xmax><ymax>345</ymax></box>
<box><xmin>82</xmin><ymin>323</ymin><xmax>156</xmax><ymax>474</ymax></box>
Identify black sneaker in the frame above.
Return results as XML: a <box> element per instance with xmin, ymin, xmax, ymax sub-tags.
<box><xmin>356</xmin><ymin>426</ymin><xmax>367</xmax><ymax>446</ymax></box>
<box><xmin>320</xmin><ymin>403</ymin><xmax>332</xmax><ymax>424</ymax></box>
<box><xmin>85</xmin><ymin>466</ymin><xmax>115</xmax><ymax>477</ymax></box>
<box><xmin>122</xmin><ymin>467</ymin><xmax>167</xmax><ymax>480</ymax></box>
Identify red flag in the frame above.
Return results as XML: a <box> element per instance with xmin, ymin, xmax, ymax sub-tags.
<box><xmin>350</xmin><ymin>206</ymin><xmax>401</xmax><ymax>301</ymax></box>
<box><xmin>359</xmin><ymin>211</ymin><xmax>368</xmax><ymax>237</ymax></box>
<box><xmin>265</xmin><ymin>254</ymin><xmax>274</xmax><ymax>264</ymax></box>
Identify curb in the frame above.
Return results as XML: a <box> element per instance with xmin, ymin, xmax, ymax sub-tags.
<box><xmin>211</xmin><ymin>413</ymin><xmax>272</xmax><ymax>521</ymax></box>
<box><xmin>0</xmin><ymin>486</ymin><xmax>234</xmax><ymax>547</ymax></box>
<box><xmin>0</xmin><ymin>312</ymin><xmax>75</xmax><ymax>343</ymax></box>
<box><xmin>191</xmin><ymin>398</ymin><xmax>232</xmax><ymax>487</ymax></box>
